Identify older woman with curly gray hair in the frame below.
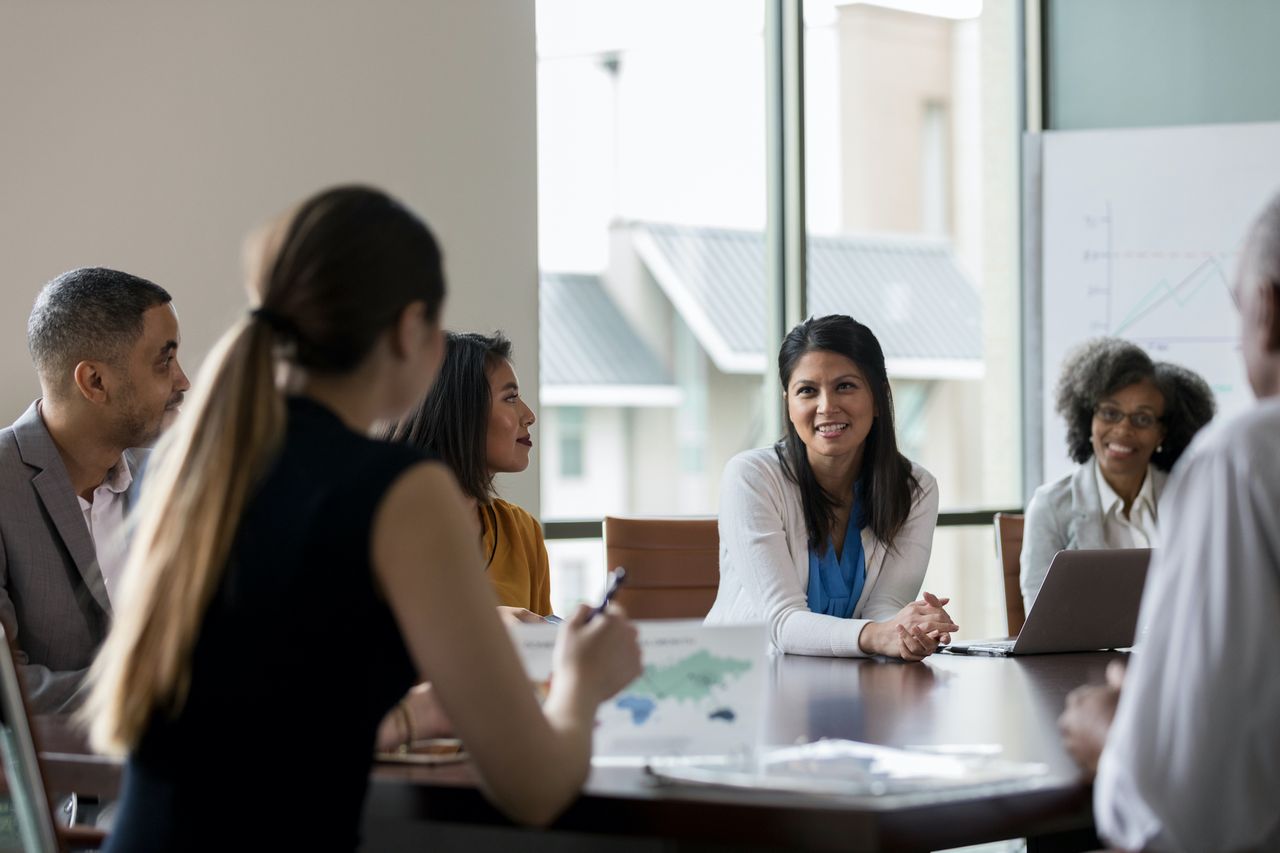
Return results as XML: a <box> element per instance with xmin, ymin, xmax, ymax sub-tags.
<box><xmin>1020</xmin><ymin>338</ymin><xmax>1215</xmax><ymax>611</ymax></box>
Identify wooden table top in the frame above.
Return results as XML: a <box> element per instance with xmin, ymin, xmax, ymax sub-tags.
<box><xmin>366</xmin><ymin>651</ymin><xmax>1123</xmax><ymax>850</ymax></box>
<box><xmin>35</xmin><ymin>650</ymin><xmax>1124</xmax><ymax>851</ymax></box>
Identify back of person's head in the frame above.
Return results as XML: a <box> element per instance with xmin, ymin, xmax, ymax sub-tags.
<box><xmin>27</xmin><ymin>267</ymin><xmax>171</xmax><ymax>398</ymax></box>
<box><xmin>1241</xmin><ymin>192</ymin><xmax>1280</xmax><ymax>397</ymax></box>
<box><xmin>775</xmin><ymin>314</ymin><xmax>916</xmax><ymax>550</ymax></box>
<box><xmin>85</xmin><ymin>186</ymin><xmax>446</xmax><ymax>755</ymax></box>
<box><xmin>1243</xmin><ymin>192</ymin><xmax>1280</xmax><ymax>290</ymax></box>
<box><xmin>383</xmin><ymin>331</ymin><xmax>512</xmax><ymax>503</ymax></box>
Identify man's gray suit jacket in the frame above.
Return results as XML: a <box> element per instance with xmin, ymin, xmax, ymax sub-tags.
<box><xmin>0</xmin><ymin>401</ymin><xmax>144</xmax><ymax>713</ymax></box>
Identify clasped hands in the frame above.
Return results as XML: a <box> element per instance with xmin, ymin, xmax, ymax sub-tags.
<box><xmin>859</xmin><ymin>592</ymin><xmax>959</xmax><ymax>661</ymax></box>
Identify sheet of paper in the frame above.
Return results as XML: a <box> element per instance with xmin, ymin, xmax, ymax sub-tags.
<box><xmin>507</xmin><ymin>619</ymin><xmax>767</xmax><ymax>761</ymax></box>
<box><xmin>650</xmin><ymin>739</ymin><xmax>1051</xmax><ymax>807</ymax></box>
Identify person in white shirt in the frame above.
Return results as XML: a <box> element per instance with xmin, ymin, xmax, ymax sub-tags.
<box><xmin>0</xmin><ymin>268</ymin><xmax>190</xmax><ymax>712</ymax></box>
<box><xmin>1058</xmin><ymin>191</ymin><xmax>1280</xmax><ymax>852</ymax></box>
<box><xmin>1020</xmin><ymin>338</ymin><xmax>1214</xmax><ymax>612</ymax></box>
<box><xmin>705</xmin><ymin>314</ymin><xmax>956</xmax><ymax>661</ymax></box>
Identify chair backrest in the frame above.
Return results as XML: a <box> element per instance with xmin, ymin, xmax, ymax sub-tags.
<box><xmin>994</xmin><ymin>512</ymin><xmax>1026</xmax><ymax>637</ymax></box>
<box><xmin>603</xmin><ymin>517</ymin><xmax>720</xmax><ymax>619</ymax></box>
<box><xmin>0</xmin><ymin>624</ymin><xmax>59</xmax><ymax>853</ymax></box>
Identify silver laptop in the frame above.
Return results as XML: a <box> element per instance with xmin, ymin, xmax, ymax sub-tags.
<box><xmin>943</xmin><ymin>549</ymin><xmax>1152</xmax><ymax>656</ymax></box>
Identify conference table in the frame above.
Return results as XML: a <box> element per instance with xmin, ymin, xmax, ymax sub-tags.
<box><xmin>38</xmin><ymin>650</ymin><xmax>1123</xmax><ymax>852</ymax></box>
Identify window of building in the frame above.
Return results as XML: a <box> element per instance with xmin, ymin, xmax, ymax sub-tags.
<box><xmin>558</xmin><ymin>406</ymin><xmax>586</xmax><ymax>478</ymax></box>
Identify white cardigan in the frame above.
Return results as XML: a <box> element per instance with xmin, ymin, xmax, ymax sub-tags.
<box><xmin>704</xmin><ymin>446</ymin><xmax>939</xmax><ymax>656</ymax></box>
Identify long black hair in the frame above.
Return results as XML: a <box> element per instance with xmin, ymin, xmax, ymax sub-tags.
<box><xmin>775</xmin><ymin>315</ymin><xmax>918</xmax><ymax>551</ymax></box>
<box><xmin>383</xmin><ymin>331</ymin><xmax>512</xmax><ymax>503</ymax></box>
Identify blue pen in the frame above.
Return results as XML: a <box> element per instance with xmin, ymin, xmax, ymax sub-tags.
<box><xmin>585</xmin><ymin>567</ymin><xmax>627</xmax><ymax>623</ymax></box>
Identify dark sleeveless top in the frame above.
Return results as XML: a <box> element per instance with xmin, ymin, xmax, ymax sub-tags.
<box><xmin>105</xmin><ymin>397</ymin><xmax>426</xmax><ymax>852</ymax></box>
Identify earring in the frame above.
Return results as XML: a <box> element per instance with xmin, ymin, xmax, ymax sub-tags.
<box><xmin>1156</xmin><ymin>444</ymin><xmax>1164</xmax><ymax>453</ymax></box>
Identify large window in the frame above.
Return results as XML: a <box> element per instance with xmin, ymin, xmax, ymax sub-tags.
<box><xmin>537</xmin><ymin>0</ymin><xmax>1022</xmax><ymax>640</ymax></box>
<box><xmin>537</xmin><ymin>0</ymin><xmax>768</xmax><ymax>612</ymax></box>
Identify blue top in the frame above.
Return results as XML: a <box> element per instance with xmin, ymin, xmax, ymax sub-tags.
<box><xmin>806</xmin><ymin>484</ymin><xmax>867</xmax><ymax>619</ymax></box>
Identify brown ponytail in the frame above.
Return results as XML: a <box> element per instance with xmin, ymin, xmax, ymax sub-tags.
<box><xmin>84</xmin><ymin>186</ymin><xmax>445</xmax><ymax>753</ymax></box>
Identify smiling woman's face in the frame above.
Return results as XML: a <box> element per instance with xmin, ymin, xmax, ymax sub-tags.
<box><xmin>1090</xmin><ymin>378</ymin><xmax>1166</xmax><ymax>481</ymax></box>
<box><xmin>484</xmin><ymin>358</ymin><xmax>536</xmax><ymax>475</ymax></box>
<box><xmin>785</xmin><ymin>350</ymin><xmax>877</xmax><ymax>467</ymax></box>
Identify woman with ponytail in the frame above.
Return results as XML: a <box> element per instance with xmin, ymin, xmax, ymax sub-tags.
<box><xmin>705</xmin><ymin>315</ymin><xmax>956</xmax><ymax>661</ymax></box>
<box><xmin>85</xmin><ymin>186</ymin><xmax>641</xmax><ymax>850</ymax></box>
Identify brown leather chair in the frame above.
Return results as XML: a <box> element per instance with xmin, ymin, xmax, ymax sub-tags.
<box><xmin>994</xmin><ymin>512</ymin><xmax>1026</xmax><ymax>637</ymax></box>
<box><xmin>603</xmin><ymin>516</ymin><xmax>720</xmax><ymax>619</ymax></box>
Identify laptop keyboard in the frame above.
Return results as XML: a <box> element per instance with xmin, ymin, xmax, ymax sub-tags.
<box><xmin>972</xmin><ymin>639</ymin><xmax>1016</xmax><ymax>651</ymax></box>
<box><xmin>948</xmin><ymin>639</ymin><xmax>1017</xmax><ymax>655</ymax></box>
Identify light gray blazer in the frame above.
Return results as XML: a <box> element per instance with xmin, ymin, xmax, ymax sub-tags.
<box><xmin>1019</xmin><ymin>462</ymin><xmax>1167</xmax><ymax>614</ymax></box>
<box><xmin>0</xmin><ymin>401</ymin><xmax>145</xmax><ymax>713</ymax></box>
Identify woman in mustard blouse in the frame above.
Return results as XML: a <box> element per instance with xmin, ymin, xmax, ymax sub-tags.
<box><xmin>384</xmin><ymin>331</ymin><xmax>552</xmax><ymax>618</ymax></box>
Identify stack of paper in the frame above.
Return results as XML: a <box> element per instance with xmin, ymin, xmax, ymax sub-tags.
<box><xmin>648</xmin><ymin>739</ymin><xmax>1051</xmax><ymax>807</ymax></box>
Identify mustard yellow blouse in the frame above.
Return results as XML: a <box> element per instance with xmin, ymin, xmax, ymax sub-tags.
<box><xmin>479</xmin><ymin>498</ymin><xmax>552</xmax><ymax>616</ymax></box>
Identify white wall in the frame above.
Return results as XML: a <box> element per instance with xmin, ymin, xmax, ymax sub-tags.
<box><xmin>0</xmin><ymin>0</ymin><xmax>541</xmax><ymax>513</ymax></box>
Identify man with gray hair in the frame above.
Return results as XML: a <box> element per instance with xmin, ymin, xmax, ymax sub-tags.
<box><xmin>0</xmin><ymin>267</ymin><xmax>190</xmax><ymax>712</ymax></box>
<box><xmin>1058</xmin><ymin>192</ymin><xmax>1280</xmax><ymax>851</ymax></box>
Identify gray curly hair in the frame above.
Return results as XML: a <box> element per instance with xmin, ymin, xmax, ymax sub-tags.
<box><xmin>1054</xmin><ymin>337</ymin><xmax>1215</xmax><ymax>471</ymax></box>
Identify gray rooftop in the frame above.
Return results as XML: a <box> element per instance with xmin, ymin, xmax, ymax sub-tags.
<box><xmin>631</xmin><ymin>222</ymin><xmax>982</xmax><ymax>375</ymax></box>
<box><xmin>540</xmin><ymin>272</ymin><xmax>673</xmax><ymax>388</ymax></box>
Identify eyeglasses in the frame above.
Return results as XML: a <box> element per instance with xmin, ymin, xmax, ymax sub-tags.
<box><xmin>1094</xmin><ymin>404</ymin><xmax>1161</xmax><ymax>430</ymax></box>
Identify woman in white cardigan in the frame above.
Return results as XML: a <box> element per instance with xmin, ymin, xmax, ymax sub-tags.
<box><xmin>705</xmin><ymin>315</ymin><xmax>956</xmax><ymax>661</ymax></box>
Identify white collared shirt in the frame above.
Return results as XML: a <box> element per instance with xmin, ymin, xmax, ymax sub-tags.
<box><xmin>76</xmin><ymin>458</ymin><xmax>133</xmax><ymax>603</ymax></box>
<box><xmin>1093</xmin><ymin>400</ymin><xmax>1280</xmax><ymax>852</ymax></box>
<box><xmin>1093</xmin><ymin>459</ymin><xmax>1159</xmax><ymax>549</ymax></box>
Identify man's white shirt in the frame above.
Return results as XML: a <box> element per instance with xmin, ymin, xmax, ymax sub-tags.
<box><xmin>75</xmin><ymin>457</ymin><xmax>133</xmax><ymax>603</ymax></box>
<box><xmin>1093</xmin><ymin>399</ymin><xmax>1280</xmax><ymax>852</ymax></box>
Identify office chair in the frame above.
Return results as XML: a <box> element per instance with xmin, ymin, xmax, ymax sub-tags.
<box><xmin>602</xmin><ymin>516</ymin><xmax>720</xmax><ymax>619</ymax></box>
<box><xmin>994</xmin><ymin>512</ymin><xmax>1026</xmax><ymax>637</ymax></box>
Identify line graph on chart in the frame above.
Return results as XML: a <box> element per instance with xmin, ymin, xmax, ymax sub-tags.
<box><xmin>1073</xmin><ymin>203</ymin><xmax>1242</xmax><ymax>368</ymax></box>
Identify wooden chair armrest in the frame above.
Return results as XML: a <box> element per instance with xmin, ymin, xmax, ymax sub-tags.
<box><xmin>57</xmin><ymin>824</ymin><xmax>108</xmax><ymax>850</ymax></box>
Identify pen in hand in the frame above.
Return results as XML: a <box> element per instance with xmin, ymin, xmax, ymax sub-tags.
<box><xmin>585</xmin><ymin>567</ymin><xmax>627</xmax><ymax>623</ymax></box>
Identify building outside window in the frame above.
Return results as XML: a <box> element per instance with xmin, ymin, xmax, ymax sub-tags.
<box><xmin>536</xmin><ymin>0</ymin><xmax>1020</xmax><ymax>639</ymax></box>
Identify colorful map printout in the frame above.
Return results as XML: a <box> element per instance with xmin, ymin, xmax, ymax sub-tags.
<box><xmin>508</xmin><ymin>620</ymin><xmax>767</xmax><ymax>762</ymax></box>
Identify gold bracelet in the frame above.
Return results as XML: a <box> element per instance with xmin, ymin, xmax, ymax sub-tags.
<box><xmin>396</xmin><ymin>699</ymin><xmax>415</xmax><ymax>754</ymax></box>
